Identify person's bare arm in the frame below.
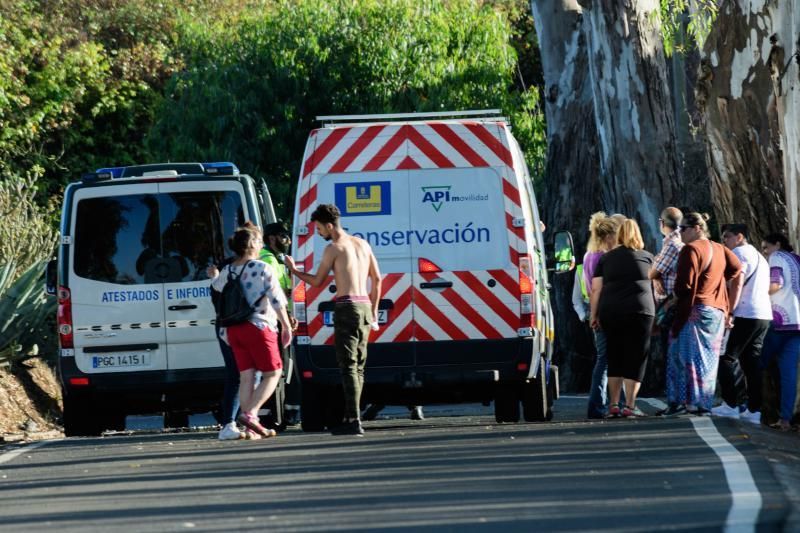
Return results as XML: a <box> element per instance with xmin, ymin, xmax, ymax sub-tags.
<box><xmin>648</xmin><ymin>266</ymin><xmax>662</xmax><ymax>281</ymax></box>
<box><xmin>367</xmin><ymin>249</ymin><xmax>382</xmax><ymax>322</ymax></box>
<box><xmin>589</xmin><ymin>277</ymin><xmax>603</xmax><ymax>330</ymax></box>
<box><xmin>769</xmin><ymin>283</ymin><xmax>781</xmax><ymax>295</ymax></box>
<box><xmin>284</xmin><ymin>246</ymin><xmax>335</xmax><ymax>288</ymax></box>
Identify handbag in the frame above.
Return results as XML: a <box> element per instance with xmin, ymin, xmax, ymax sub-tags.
<box><xmin>656</xmin><ymin>240</ymin><xmax>714</xmax><ymax>327</ymax></box>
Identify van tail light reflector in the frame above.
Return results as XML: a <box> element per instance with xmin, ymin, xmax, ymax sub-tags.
<box><xmin>292</xmin><ymin>281</ymin><xmax>308</xmax><ymax>336</ymax></box>
<box><xmin>57</xmin><ymin>286</ymin><xmax>74</xmax><ymax>349</ymax></box>
<box><xmin>518</xmin><ymin>254</ymin><xmax>535</xmax><ymax>326</ymax></box>
<box><xmin>69</xmin><ymin>377</ymin><xmax>90</xmax><ymax>386</ymax></box>
<box><xmin>418</xmin><ymin>258</ymin><xmax>442</xmax><ymax>273</ymax></box>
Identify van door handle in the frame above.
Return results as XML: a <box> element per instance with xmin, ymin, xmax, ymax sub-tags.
<box><xmin>168</xmin><ymin>304</ymin><xmax>198</xmax><ymax>311</ymax></box>
<box><xmin>420</xmin><ymin>281</ymin><xmax>453</xmax><ymax>289</ymax></box>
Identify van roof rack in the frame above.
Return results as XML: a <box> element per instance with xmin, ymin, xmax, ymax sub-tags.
<box><xmin>317</xmin><ymin>109</ymin><xmax>505</xmax><ymax>125</ymax></box>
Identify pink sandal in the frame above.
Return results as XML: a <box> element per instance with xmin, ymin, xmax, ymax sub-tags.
<box><xmin>237</xmin><ymin>413</ymin><xmax>276</xmax><ymax>438</ymax></box>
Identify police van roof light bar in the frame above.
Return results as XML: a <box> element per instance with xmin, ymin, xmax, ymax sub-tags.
<box><xmin>202</xmin><ymin>162</ymin><xmax>239</xmax><ymax>175</ymax></box>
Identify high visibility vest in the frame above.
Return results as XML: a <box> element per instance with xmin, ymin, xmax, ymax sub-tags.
<box><xmin>576</xmin><ymin>264</ymin><xmax>589</xmax><ymax>303</ymax></box>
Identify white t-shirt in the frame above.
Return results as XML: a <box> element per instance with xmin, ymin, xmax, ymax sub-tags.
<box><xmin>731</xmin><ymin>243</ymin><xmax>772</xmax><ymax>320</ymax></box>
<box><xmin>211</xmin><ymin>260</ymin><xmax>287</xmax><ymax>344</ymax></box>
<box><xmin>768</xmin><ymin>250</ymin><xmax>800</xmax><ymax>330</ymax></box>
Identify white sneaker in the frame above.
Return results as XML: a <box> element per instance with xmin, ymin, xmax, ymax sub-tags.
<box><xmin>218</xmin><ymin>422</ymin><xmax>244</xmax><ymax>440</ymax></box>
<box><xmin>740</xmin><ymin>409</ymin><xmax>761</xmax><ymax>424</ymax></box>
<box><xmin>711</xmin><ymin>402</ymin><xmax>740</xmax><ymax>419</ymax></box>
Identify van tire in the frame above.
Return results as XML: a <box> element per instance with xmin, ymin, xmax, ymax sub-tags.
<box><xmin>494</xmin><ymin>383</ymin><xmax>520</xmax><ymax>423</ymax></box>
<box><xmin>522</xmin><ymin>367</ymin><xmax>551</xmax><ymax>422</ymax></box>
<box><xmin>63</xmin><ymin>395</ymin><xmax>102</xmax><ymax>437</ymax></box>
<box><xmin>548</xmin><ymin>365</ymin><xmax>559</xmax><ymax>406</ymax></box>
<box><xmin>300</xmin><ymin>383</ymin><xmax>326</xmax><ymax>432</ymax></box>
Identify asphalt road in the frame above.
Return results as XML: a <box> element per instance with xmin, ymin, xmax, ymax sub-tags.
<box><xmin>0</xmin><ymin>397</ymin><xmax>795</xmax><ymax>532</ymax></box>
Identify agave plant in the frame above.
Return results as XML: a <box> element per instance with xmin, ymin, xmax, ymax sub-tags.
<box><xmin>0</xmin><ymin>260</ymin><xmax>57</xmax><ymax>367</ymax></box>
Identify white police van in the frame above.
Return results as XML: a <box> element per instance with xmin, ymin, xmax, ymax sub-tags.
<box><xmin>290</xmin><ymin>110</ymin><xmax>573</xmax><ymax>429</ymax></box>
<box><xmin>49</xmin><ymin>162</ymin><xmax>278</xmax><ymax>436</ymax></box>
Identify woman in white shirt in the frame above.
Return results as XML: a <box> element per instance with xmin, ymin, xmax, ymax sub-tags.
<box><xmin>208</xmin><ymin>223</ymin><xmax>293</xmax><ymax>439</ymax></box>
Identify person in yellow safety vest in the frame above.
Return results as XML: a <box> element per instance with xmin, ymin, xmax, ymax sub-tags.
<box><xmin>572</xmin><ymin>263</ymin><xmax>590</xmax><ymax>322</ymax></box>
<box><xmin>259</xmin><ymin>222</ymin><xmax>300</xmax><ymax>426</ymax></box>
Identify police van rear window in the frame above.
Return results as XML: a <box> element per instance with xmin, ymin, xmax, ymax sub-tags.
<box><xmin>73</xmin><ymin>192</ymin><xmax>244</xmax><ymax>284</ymax></box>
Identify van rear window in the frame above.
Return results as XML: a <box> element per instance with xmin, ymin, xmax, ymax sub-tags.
<box><xmin>73</xmin><ymin>192</ymin><xmax>244</xmax><ymax>284</ymax></box>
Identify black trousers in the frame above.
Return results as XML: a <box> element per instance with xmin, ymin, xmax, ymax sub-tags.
<box><xmin>718</xmin><ymin>317</ymin><xmax>771</xmax><ymax>410</ymax></box>
<box><xmin>602</xmin><ymin>312</ymin><xmax>654</xmax><ymax>382</ymax></box>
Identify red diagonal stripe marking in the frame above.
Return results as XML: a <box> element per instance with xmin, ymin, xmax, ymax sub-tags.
<box><xmin>299</xmin><ymin>184</ymin><xmax>317</xmax><ymax>214</ymax></box>
<box><xmin>307</xmin><ymin>312</ymin><xmax>325</xmax><ymax>338</ymax></box>
<box><xmin>329</xmin><ymin>125</ymin><xmax>385</xmax><ymax>173</ymax></box>
<box><xmin>302</xmin><ymin>128</ymin><xmax>350</xmax><ymax>178</ymax></box>
<box><xmin>429</xmin><ymin>123</ymin><xmax>490</xmax><ymax>167</ymax></box>
<box><xmin>509</xmin><ymin>246</ymin><xmax>520</xmax><ymax>267</ymax></box>
<box><xmin>412</xmin><ymin>287</ymin><xmax>469</xmax><ymax>341</ymax></box>
<box><xmin>423</xmin><ymin>278</ymin><xmax>503</xmax><ymax>339</ymax></box>
<box><xmin>407</xmin><ymin>125</ymin><xmax>454</xmax><ymax>168</ymax></box>
<box><xmin>502</xmin><ymin>179</ymin><xmax>521</xmax><ymax>207</ymax></box>
<box><xmin>379</xmin><ymin>273</ymin><xmax>403</xmax><ymax>297</ymax></box>
<box><xmin>455</xmin><ymin>271</ymin><xmax>519</xmax><ymax>331</ymax></box>
<box><xmin>297</xmin><ymin>222</ymin><xmax>316</xmax><ymax>248</ymax></box>
<box><xmin>371</xmin><ymin>287</ymin><xmax>412</xmax><ymax>342</ymax></box>
<box><xmin>506</xmin><ymin>212</ymin><xmax>525</xmax><ymax>238</ymax></box>
<box><xmin>363</xmin><ymin>125</ymin><xmax>407</xmax><ymax>171</ymax></box>
<box><xmin>414</xmin><ymin>321</ymin><xmax>434</xmax><ymax>341</ymax></box>
<box><xmin>396</xmin><ymin>156</ymin><xmax>421</xmax><ymax>169</ymax></box>
<box><xmin>465</xmin><ymin>123</ymin><xmax>514</xmax><ymax>167</ymax></box>
<box><xmin>306</xmin><ymin>276</ymin><xmax>335</xmax><ymax>307</ymax></box>
<box><xmin>394</xmin><ymin>320</ymin><xmax>415</xmax><ymax>342</ymax></box>
<box><xmin>488</xmin><ymin>269</ymin><xmax>520</xmax><ymax>298</ymax></box>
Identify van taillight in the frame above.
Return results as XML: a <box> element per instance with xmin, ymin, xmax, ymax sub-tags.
<box><xmin>418</xmin><ymin>258</ymin><xmax>442</xmax><ymax>273</ymax></box>
<box><xmin>293</xmin><ymin>281</ymin><xmax>308</xmax><ymax>336</ymax></box>
<box><xmin>519</xmin><ymin>254</ymin><xmax>535</xmax><ymax>327</ymax></box>
<box><xmin>57</xmin><ymin>286</ymin><xmax>74</xmax><ymax>349</ymax></box>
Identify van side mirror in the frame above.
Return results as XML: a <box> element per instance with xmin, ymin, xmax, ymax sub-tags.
<box><xmin>45</xmin><ymin>259</ymin><xmax>57</xmax><ymax>296</ymax></box>
<box><xmin>549</xmin><ymin>231</ymin><xmax>575</xmax><ymax>274</ymax></box>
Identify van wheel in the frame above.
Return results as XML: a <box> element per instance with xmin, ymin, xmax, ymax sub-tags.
<box><xmin>548</xmin><ymin>365</ymin><xmax>559</xmax><ymax>407</ymax></box>
<box><xmin>164</xmin><ymin>411</ymin><xmax>190</xmax><ymax>429</ymax></box>
<box><xmin>63</xmin><ymin>395</ymin><xmax>101</xmax><ymax>437</ymax></box>
<box><xmin>522</xmin><ymin>367</ymin><xmax>551</xmax><ymax>422</ymax></box>
<box><xmin>301</xmin><ymin>383</ymin><xmax>326</xmax><ymax>432</ymax></box>
<box><xmin>494</xmin><ymin>383</ymin><xmax>520</xmax><ymax>423</ymax></box>
<box><xmin>99</xmin><ymin>412</ymin><xmax>127</xmax><ymax>432</ymax></box>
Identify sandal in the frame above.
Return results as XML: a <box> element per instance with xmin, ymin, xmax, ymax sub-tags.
<box><xmin>622</xmin><ymin>405</ymin><xmax>646</xmax><ymax>418</ymax></box>
<box><xmin>607</xmin><ymin>403</ymin><xmax>621</xmax><ymax>418</ymax></box>
<box><xmin>237</xmin><ymin>413</ymin><xmax>274</xmax><ymax>438</ymax></box>
<box><xmin>769</xmin><ymin>420</ymin><xmax>792</xmax><ymax>432</ymax></box>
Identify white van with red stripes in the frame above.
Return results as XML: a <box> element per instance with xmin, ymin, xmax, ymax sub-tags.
<box><xmin>290</xmin><ymin>110</ymin><xmax>570</xmax><ymax>429</ymax></box>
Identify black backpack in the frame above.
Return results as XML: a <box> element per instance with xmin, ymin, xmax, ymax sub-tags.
<box><xmin>216</xmin><ymin>264</ymin><xmax>264</xmax><ymax>327</ymax></box>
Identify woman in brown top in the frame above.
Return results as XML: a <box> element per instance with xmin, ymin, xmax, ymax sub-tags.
<box><xmin>663</xmin><ymin>213</ymin><xmax>742</xmax><ymax>416</ymax></box>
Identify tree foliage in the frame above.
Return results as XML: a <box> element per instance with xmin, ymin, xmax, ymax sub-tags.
<box><xmin>659</xmin><ymin>0</ymin><xmax>719</xmax><ymax>56</ymax></box>
<box><xmin>148</xmin><ymin>0</ymin><xmax>546</xmax><ymax>217</ymax></box>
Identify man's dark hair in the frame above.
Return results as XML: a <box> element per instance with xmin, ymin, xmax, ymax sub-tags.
<box><xmin>660</xmin><ymin>206</ymin><xmax>683</xmax><ymax>230</ymax></box>
<box><xmin>263</xmin><ymin>222</ymin><xmax>289</xmax><ymax>237</ymax></box>
<box><xmin>721</xmin><ymin>223</ymin><xmax>749</xmax><ymax>240</ymax></box>
<box><xmin>310</xmin><ymin>204</ymin><xmax>341</xmax><ymax>226</ymax></box>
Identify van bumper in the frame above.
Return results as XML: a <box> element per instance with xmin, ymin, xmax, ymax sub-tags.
<box><xmin>58</xmin><ymin>356</ymin><xmax>225</xmax><ymax>414</ymax></box>
<box><xmin>295</xmin><ymin>338</ymin><xmax>539</xmax><ymax>404</ymax></box>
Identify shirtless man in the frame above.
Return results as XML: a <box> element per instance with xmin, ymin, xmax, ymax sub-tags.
<box><xmin>284</xmin><ymin>204</ymin><xmax>381</xmax><ymax>436</ymax></box>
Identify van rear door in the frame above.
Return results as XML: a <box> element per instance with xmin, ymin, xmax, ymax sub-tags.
<box><xmin>158</xmin><ymin>181</ymin><xmax>249</xmax><ymax>370</ymax></box>
<box><xmin>408</xmin><ymin>167</ymin><xmax>519</xmax><ymax>365</ymax></box>
<box><xmin>69</xmin><ymin>183</ymin><xmax>168</xmax><ymax>373</ymax></box>
<box><xmin>309</xmin><ymin>171</ymin><xmax>415</xmax><ymax>366</ymax></box>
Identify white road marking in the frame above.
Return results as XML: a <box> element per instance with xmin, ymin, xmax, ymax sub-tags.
<box><xmin>0</xmin><ymin>440</ymin><xmax>52</xmax><ymax>465</ymax></box>
<box><xmin>690</xmin><ymin>417</ymin><xmax>762</xmax><ymax>533</ymax></box>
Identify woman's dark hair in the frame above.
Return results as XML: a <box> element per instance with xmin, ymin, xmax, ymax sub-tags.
<box><xmin>763</xmin><ymin>233</ymin><xmax>794</xmax><ymax>252</ymax></box>
<box><xmin>228</xmin><ymin>221</ymin><xmax>262</xmax><ymax>257</ymax></box>
<box><xmin>681</xmin><ymin>212</ymin><xmax>711</xmax><ymax>236</ymax></box>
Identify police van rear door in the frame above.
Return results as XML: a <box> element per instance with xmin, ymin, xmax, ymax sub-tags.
<box><xmin>409</xmin><ymin>167</ymin><xmax>518</xmax><ymax>364</ymax></box>
<box><xmin>158</xmin><ymin>180</ymin><xmax>249</xmax><ymax>370</ymax></box>
<box><xmin>69</xmin><ymin>183</ymin><xmax>168</xmax><ymax>374</ymax></box>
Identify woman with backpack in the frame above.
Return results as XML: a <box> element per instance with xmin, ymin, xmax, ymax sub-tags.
<box><xmin>207</xmin><ymin>222</ymin><xmax>293</xmax><ymax>439</ymax></box>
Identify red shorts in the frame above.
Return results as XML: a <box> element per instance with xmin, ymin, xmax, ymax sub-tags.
<box><xmin>226</xmin><ymin>322</ymin><xmax>283</xmax><ymax>373</ymax></box>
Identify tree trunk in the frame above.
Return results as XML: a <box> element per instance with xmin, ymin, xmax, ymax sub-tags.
<box><xmin>531</xmin><ymin>0</ymin><xmax>602</xmax><ymax>392</ymax></box>
<box><xmin>532</xmin><ymin>0</ymin><xmax>680</xmax><ymax>393</ymax></box>
<box><xmin>700</xmin><ymin>0</ymin><xmax>799</xmax><ymax>248</ymax></box>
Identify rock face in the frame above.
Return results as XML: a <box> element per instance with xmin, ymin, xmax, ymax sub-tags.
<box><xmin>701</xmin><ymin>0</ymin><xmax>800</xmax><ymax>247</ymax></box>
<box><xmin>0</xmin><ymin>360</ymin><xmax>62</xmax><ymax>439</ymax></box>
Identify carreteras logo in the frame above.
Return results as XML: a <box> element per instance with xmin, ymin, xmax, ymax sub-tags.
<box><xmin>421</xmin><ymin>186</ymin><xmax>451</xmax><ymax>212</ymax></box>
